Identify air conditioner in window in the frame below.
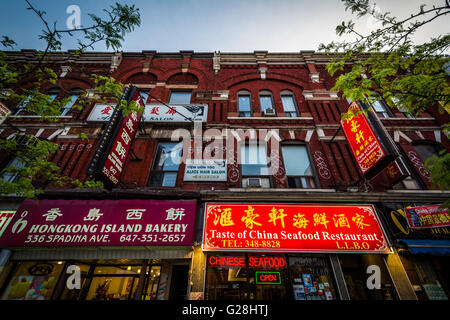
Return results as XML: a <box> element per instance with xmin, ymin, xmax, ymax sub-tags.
<box><xmin>263</xmin><ymin>108</ymin><xmax>276</xmax><ymax>116</ymax></box>
<box><xmin>247</xmin><ymin>178</ymin><xmax>262</xmax><ymax>187</ymax></box>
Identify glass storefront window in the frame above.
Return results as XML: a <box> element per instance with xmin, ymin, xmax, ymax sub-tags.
<box><xmin>142</xmin><ymin>266</ymin><xmax>161</xmax><ymax>300</ymax></box>
<box><xmin>206</xmin><ymin>253</ymin><xmax>340</xmax><ymax>300</ymax></box>
<box><xmin>248</xmin><ymin>254</ymin><xmax>288</xmax><ymax>300</ymax></box>
<box><xmin>289</xmin><ymin>255</ymin><xmax>337</xmax><ymax>300</ymax></box>
<box><xmin>1</xmin><ymin>261</ymin><xmax>64</xmax><ymax>300</ymax></box>
<box><xmin>340</xmin><ymin>255</ymin><xmax>397</xmax><ymax>300</ymax></box>
<box><xmin>85</xmin><ymin>276</ymin><xmax>139</xmax><ymax>300</ymax></box>
<box><xmin>399</xmin><ymin>255</ymin><xmax>449</xmax><ymax>300</ymax></box>
<box><xmin>206</xmin><ymin>253</ymin><xmax>247</xmax><ymax>300</ymax></box>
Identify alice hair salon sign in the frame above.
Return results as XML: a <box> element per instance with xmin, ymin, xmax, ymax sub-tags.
<box><xmin>87</xmin><ymin>103</ymin><xmax>208</xmax><ymax>123</ymax></box>
<box><xmin>184</xmin><ymin>159</ymin><xmax>227</xmax><ymax>182</ymax></box>
<box><xmin>0</xmin><ymin>199</ymin><xmax>197</xmax><ymax>247</ymax></box>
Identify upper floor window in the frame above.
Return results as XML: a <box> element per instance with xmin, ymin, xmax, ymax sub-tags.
<box><xmin>169</xmin><ymin>91</ymin><xmax>191</xmax><ymax>104</ymax></box>
<box><xmin>281</xmin><ymin>144</ymin><xmax>316</xmax><ymax>188</ymax></box>
<box><xmin>60</xmin><ymin>89</ymin><xmax>80</xmax><ymax>116</ymax></box>
<box><xmin>238</xmin><ymin>91</ymin><xmax>252</xmax><ymax>117</ymax></box>
<box><xmin>139</xmin><ymin>90</ymin><xmax>149</xmax><ymax>104</ymax></box>
<box><xmin>259</xmin><ymin>90</ymin><xmax>275</xmax><ymax>114</ymax></box>
<box><xmin>371</xmin><ymin>99</ymin><xmax>391</xmax><ymax>118</ymax></box>
<box><xmin>392</xmin><ymin>97</ymin><xmax>416</xmax><ymax>119</ymax></box>
<box><xmin>414</xmin><ymin>143</ymin><xmax>440</xmax><ymax>163</ymax></box>
<box><xmin>281</xmin><ymin>91</ymin><xmax>298</xmax><ymax>117</ymax></box>
<box><xmin>240</xmin><ymin>142</ymin><xmax>271</xmax><ymax>187</ymax></box>
<box><xmin>148</xmin><ymin>142</ymin><xmax>182</xmax><ymax>187</ymax></box>
<box><xmin>1</xmin><ymin>157</ymin><xmax>26</xmax><ymax>183</ymax></box>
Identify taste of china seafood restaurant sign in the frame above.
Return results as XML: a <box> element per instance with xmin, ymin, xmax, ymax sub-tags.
<box><xmin>0</xmin><ymin>199</ymin><xmax>197</xmax><ymax>247</ymax></box>
<box><xmin>203</xmin><ymin>204</ymin><xmax>391</xmax><ymax>253</ymax></box>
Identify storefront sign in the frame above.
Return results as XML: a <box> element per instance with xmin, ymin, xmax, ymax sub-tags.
<box><xmin>0</xmin><ymin>199</ymin><xmax>197</xmax><ymax>247</ymax></box>
<box><xmin>255</xmin><ymin>271</ymin><xmax>281</xmax><ymax>285</ymax></box>
<box><xmin>207</xmin><ymin>255</ymin><xmax>287</xmax><ymax>269</ymax></box>
<box><xmin>341</xmin><ymin>101</ymin><xmax>387</xmax><ymax>175</ymax></box>
<box><xmin>184</xmin><ymin>159</ymin><xmax>227</xmax><ymax>182</ymax></box>
<box><xmin>203</xmin><ymin>204</ymin><xmax>391</xmax><ymax>253</ymax></box>
<box><xmin>405</xmin><ymin>204</ymin><xmax>450</xmax><ymax>229</ymax></box>
<box><xmin>87</xmin><ymin>103</ymin><xmax>208</xmax><ymax>123</ymax></box>
<box><xmin>100</xmin><ymin>89</ymin><xmax>143</xmax><ymax>186</ymax></box>
<box><xmin>0</xmin><ymin>211</ymin><xmax>15</xmax><ymax>238</ymax></box>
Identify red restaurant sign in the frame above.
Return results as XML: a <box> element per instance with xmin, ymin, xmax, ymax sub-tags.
<box><xmin>341</xmin><ymin>101</ymin><xmax>386</xmax><ymax>175</ymax></box>
<box><xmin>405</xmin><ymin>204</ymin><xmax>450</xmax><ymax>229</ymax></box>
<box><xmin>101</xmin><ymin>89</ymin><xmax>144</xmax><ymax>186</ymax></box>
<box><xmin>0</xmin><ymin>199</ymin><xmax>196</xmax><ymax>247</ymax></box>
<box><xmin>203</xmin><ymin>204</ymin><xmax>391</xmax><ymax>253</ymax></box>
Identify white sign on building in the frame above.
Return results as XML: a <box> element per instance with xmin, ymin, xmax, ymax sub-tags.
<box><xmin>184</xmin><ymin>159</ymin><xmax>227</xmax><ymax>182</ymax></box>
<box><xmin>87</xmin><ymin>104</ymin><xmax>208</xmax><ymax>123</ymax></box>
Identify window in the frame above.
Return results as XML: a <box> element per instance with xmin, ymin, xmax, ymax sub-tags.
<box><xmin>259</xmin><ymin>90</ymin><xmax>274</xmax><ymax>113</ymax></box>
<box><xmin>392</xmin><ymin>176</ymin><xmax>421</xmax><ymax>190</ymax></box>
<box><xmin>240</xmin><ymin>142</ymin><xmax>271</xmax><ymax>187</ymax></box>
<box><xmin>238</xmin><ymin>91</ymin><xmax>252</xmax><ymax>117</ymax></box>
<box><xmin>169</xmin><ymin>91</ymin><xmax>191</xmax><ymax>104</ymax></box>
<box><xmin>148</xmin><ymin>142</ymin><xmax>182</xmax><ymax>187</ymax></box>
<box><xmin>1</xmin><ymin>157</ymin><xmax>26</xmax><ymax>183</ymax></box>
<box><xmin>139</xmin><ymin>91</ymin><xmax>149</xmax><ymax>104</ymax></box>
<box><xmin>281</xmin><ymin>145</ymin><xmax>316</xmax><ymax>188</ymax></box>
<box><xmin>281</xmin><ymin>91</ymin><xmax>298</xmax><ymax>117</ymax></box>
<box><xmin>392</xmin><ymin>97</ymin><xmax>415</xmax><ymax>119</ymax></box>
<box><xmin>414</xmin><ymin>143</ymin><xmax>440</xmax><ymax>163</ymax></box>
<box><xmin>371</xmin><ymin>100</ymin><xmax>391</xmax><ymax>118</ymax></box>
<box><xmin>60</xmin><ymin>89</ymin><xmax>80</xmax><ymax>116</ymax></box>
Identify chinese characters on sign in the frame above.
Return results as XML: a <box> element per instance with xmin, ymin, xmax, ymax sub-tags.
<box><xmin>87</xmin><ymin>104</ymin><xmax>208</xmax><ymax>123</ymax></box>
<box><xmin>341</xmin><ymin>102</ymin><xmax>386</xmax><ymax>174</ymax></box>
<box><xmin>101</xmin><ymin>90</ymin><xmax>144</xmax><ymax>186</ymax></box>
<box><xmin>203</xmin><ymin>204</ymin><xmax>391</xmax><ymax>253</ymax></box>
<box><xmin>0</xmin><ymin>199</ymin><xmax>196</xmax><ymax>247</ymax></box>
<box><xmin>405</xmin><ymin>204</ymin><xmax>450</xmax><ymax>229</ymax></box>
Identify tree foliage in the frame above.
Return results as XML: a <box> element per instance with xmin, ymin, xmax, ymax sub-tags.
<box><xmin>0</xmin><ymin>1</ymin><xmax>141</xmax><ymax>199</ymax></box>
<box><xmin>319</xmin><ymin>0</ymin><xmax>450</xmax><ymax>203</ymax></box>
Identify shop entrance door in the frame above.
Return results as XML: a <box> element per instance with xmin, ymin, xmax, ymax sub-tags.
<box><xmin>169</xmin><ymin>265</ymin><xmax>189</xmax><ymax>300</ymax></box>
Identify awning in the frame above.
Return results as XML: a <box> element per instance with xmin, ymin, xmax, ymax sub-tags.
<box><xmin>398</xmin><ymin>239</ymin><xmax>450</xmax><ymax>255</ymax></box>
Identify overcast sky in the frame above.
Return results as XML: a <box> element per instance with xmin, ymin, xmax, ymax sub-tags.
<box><xmin>0</xmin><ymin>0</ymin><xmax>448</xmax><ymax>52</ymax></box>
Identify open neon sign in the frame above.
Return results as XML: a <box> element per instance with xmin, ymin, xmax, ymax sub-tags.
<box><xmin>255</xmin><ymin>271</ymin><xmax>281</xmax><ymax>285</ymax></box>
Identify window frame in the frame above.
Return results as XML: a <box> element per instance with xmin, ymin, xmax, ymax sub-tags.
<box><xmin>258</xmin><ymin>90</ymin><xmax>275</xmax><ymax>114</ymax></box>
<box><xmin>237</xmin><ymin>90</ymin><xmax>252</xmax><ymax>117</ymax></box>
<box><xmin>168</xmin><ymin>90</ymin><xmax>192</xmax><ymax>105</ymax></box>
<box><xmin>280</xmin><ymin>90</ymin><xmax>299</xmax><ymax>117</ymax></box>
<box><xmin>239</xmin><ymin>141</ymin><xmax>272</xmax><ymax>187</ymax></box>
<box><xmin>60</xmin><ymin>89</ymin><xmax>81</xmax><ymax>116</ymax></box>
<box><xmin>147</xmin><ymin>142</ymin><xmax>183</xmax><ymax>187</ymax></box>
<box><xmin>280</xmin><ymin>142</ymin><xmax>319</xmax><ymax>189</ymax></box>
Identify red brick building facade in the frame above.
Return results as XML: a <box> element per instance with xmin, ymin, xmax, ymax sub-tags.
<box><xmin>0</xmin><ymin>50</ymin><xmax>449</xmax><ymax>301</ymax></box>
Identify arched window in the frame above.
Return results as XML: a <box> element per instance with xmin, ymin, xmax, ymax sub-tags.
<box><xmin>280</xmin><ymin>90</ymin><xmax>299</xmax><ymax>117</ymax></box>
<box><xmin>237</xmin><ymin>90</ymin><xmax>252</xmax><ymax>117</ymax></box>
<box><xmin>281</xmin><ymin>144</ymin><xmax>317</xmax><ymax>188</ymax></box>
<box><xmin>259</xmin><ymin>90</ymin><xmax>275</xmax><ymax>114</ymax></box>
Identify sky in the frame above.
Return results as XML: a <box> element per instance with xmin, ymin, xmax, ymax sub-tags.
<box><xmin>0</xmin><ymin>0</ymin><xmax>448</xmax><ymax>52</ymax></box>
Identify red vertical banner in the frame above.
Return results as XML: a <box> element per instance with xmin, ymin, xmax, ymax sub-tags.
<box><xmin>101</xmin><ymin>89</ymin><xmax>144</xmax><ymax>186</ymax></box>
<box><xmin>340</xmin><ymin>101</ymin><xmax>387</xmax><ymax>175</ymax></box>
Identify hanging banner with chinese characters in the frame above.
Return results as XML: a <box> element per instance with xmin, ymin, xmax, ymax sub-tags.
<box><xmin>87</xmin><ymin>104</ymin><xmax>208</xmax><ymax>123</ymax></box>
<box><xmin>0</xmin><ymin>199</ymin><xmax>196</xmax><ymax>247</ymax></box>
<box><xmin>100</xmin><ymin>88</ymin><xmax>144</xmax><ymax>186</ymax></box>
<box><xmin>203</xmin><ymin>204</ymin><xmax>391</xmax><ymax>253</ymax></box>
<box><xmin>340</xmin><ymin>101</ymin><xmax>388</xmax><ymax>176</ymax></box>
<box><xmin>405</xmin><ymin>204</ymin><xmax>450</xmax><ymax>229</ymax></box>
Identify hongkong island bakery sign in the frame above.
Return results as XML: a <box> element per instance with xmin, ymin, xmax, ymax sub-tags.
<box><xmin>0</xmin><ymin>199</ymin><xmax>196</xmax><ymax>247</ymax></box>
<box><xmin>203</xmin><ymin>204</ymin><xmax>391</xmax><ymax>253</ymax></box>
